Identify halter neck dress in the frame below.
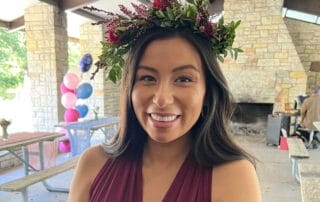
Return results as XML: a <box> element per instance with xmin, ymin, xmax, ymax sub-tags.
<box><xmin>89</xmin><ymin>153</ymin><xmax>212</xmax><ymax>202</ymax></box>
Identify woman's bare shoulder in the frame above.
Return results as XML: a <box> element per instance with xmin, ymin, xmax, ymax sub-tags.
<box><xmin>78</xmin><ymin>145</ymin><xmax>109</xmax><ymax>167</ymax></box>
<box><xmin>68</xmin><ymin>145</ymin><xmax>109</xmax><ymax>202</ymax></box>
<box><xmin>212</xmin><ymin>159</ymin><xmax>261</xmax><ymax>202</ymax></box>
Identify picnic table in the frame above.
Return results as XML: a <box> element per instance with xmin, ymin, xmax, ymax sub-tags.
<box><xmin>55</xmin><ymin>115</ymin><xmax>119</xmax><ymax>156</ymax></box>
<box><xmin>0</xmin><ymin>132</ymin><xmax>63</xmax><ymax>175</ymax></box>
<box><xmin>299</xmin><ymin>163</ymin><xmax>320</xmax><ymax>202</ymax></box>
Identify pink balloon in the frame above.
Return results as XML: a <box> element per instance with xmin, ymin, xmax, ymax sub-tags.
<box><xmin>61</xmin><ymin>92</ymin><xmax>77</xmax><ymax>108</ymax></box>
<box><xmin>58</xmin><ymin>139</ymin><xmax>71</xmax><ymax>153</ymax></box>
<box><xmin>60</xmin><ymin>82</ymin><xmax>75</xmax><ymax>94</ymax></box>
<box><xmin>63</xmin><ymin>73</ymin><xmax>80</xmax><ymax>90</ymax></box>
<box><xmin>64</xmin><ymin>108</ymin><xmax>79</xmax><ymax>122</ymax></box>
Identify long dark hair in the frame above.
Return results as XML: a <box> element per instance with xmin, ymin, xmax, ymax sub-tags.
<box><xmin>103</xmin><ymin>28</ymin><xmax>255</xmax><ymax>168</ymax></box>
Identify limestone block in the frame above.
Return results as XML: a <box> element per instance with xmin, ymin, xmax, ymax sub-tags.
<box><xmin>289</xmin><ymin>72</ymin><xmax>307</xmax><ymax>79</ymax></box>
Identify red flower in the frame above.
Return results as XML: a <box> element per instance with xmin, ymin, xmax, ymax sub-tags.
<box><xmin>107</xmin><ymin>30</ymin><xmax>120</xmax><ymax>44</ymax></box>
<box><xmin>153</xmin><ymin>0</ymin><xmax>170</xmax><ymax>10</ymax></box>
<box><xmin>106</xmin><ymin>22</ymin><xmax>120</xmax><ymax>44</ymax></box>
<box><xmin>204</xmin><ymin>22</ymin><xmax>213</xmax><ymax>37</ymax></box>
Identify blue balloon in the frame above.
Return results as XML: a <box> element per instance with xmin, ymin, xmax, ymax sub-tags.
<box><xmin>76</xmin><ymin>83</ymin><xmax>93</xmax><ymax>99</ymax></box>
<box><xmin>75</xmin><ymin>105</ymin><xmax>89</xmax><ymax>118</ymax></box>
<box><xmin>79</xmin><ymin>53</ymin><xmax>93</xmax><ymax>72</ymax></box>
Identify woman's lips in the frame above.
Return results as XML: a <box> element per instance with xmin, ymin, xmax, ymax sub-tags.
<box><xmin>147</xmin><ymin>113</ymin><xmax>180</xmax><ymax>128</ymax></box>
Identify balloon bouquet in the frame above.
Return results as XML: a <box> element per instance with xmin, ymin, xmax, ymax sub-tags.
<box><xmin>58</xmin><ymin>53</ymin><xmax>94</xmax><ymax>153</ymax></box>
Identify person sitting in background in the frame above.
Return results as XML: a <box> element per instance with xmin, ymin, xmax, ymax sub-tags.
<box><xmin>298</xmin><ymin>86</ymin><xmax>320</xmax><ymax>147</ymax></box>
<box><xmin>301</xmin><ymin>86</ymin><xmax>320</xmax><ymax>130</ymax></box>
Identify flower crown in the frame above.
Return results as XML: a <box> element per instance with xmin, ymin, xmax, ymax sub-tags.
<box><xmin>85</xmin><ymin>0</ymin><xmax>242</xmax><ymax>83</ymax></box>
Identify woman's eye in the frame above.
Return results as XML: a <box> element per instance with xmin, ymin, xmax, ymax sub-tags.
<box><xmin>175</xmin><ymin>76</ymin><xmax>193</xmax><ymax>83</ymax></box>
<box><xmin>139</xmin><ymin>75</ymin><xmax>156</xmax><ymax>82</ymax></box>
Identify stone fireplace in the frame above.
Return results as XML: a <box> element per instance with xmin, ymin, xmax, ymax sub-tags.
<box><xmin>221</xmin><ymin>0</ymin><xmax>308</xmax><ymax>113</ymax></box>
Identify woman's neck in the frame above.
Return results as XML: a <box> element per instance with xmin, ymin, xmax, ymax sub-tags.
<box><xmin>143</xmin><ymin>134</ymin><xmax>191</xmax><ymax>167</ymax></box>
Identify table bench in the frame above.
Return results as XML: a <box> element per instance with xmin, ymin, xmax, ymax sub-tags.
<box><xmin>0</xmin><ymin>156</ymin><xmax>78</xmax><ymax>202</ymax></box>
<box><xmin>287</xmin><ymin>137</ymin><xmax>309</xmax><ymax>183</ymax></box>
<box><xmin>298</xmin><ymin>163</ymin><xmax>320</xmax><ymax>202</ymax></box>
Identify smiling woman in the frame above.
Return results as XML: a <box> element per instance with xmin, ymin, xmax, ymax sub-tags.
<box><xmin>68</xmin><ymin>1</ymin><xmax>261</xmax><ymax>202</ymax></box>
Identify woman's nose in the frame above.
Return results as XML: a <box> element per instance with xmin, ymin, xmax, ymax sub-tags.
<box><xmin>152</xmin><ymin>83</ymin><xmax>174</xmax><ymax>108</ymax></box>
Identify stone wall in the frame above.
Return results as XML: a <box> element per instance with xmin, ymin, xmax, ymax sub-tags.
<box><xmin>222</xmin><ymin>0</ymin><xmax>307</xmax><ymax>111</ymax></box>
<box><xmin>79</xmin><ymin>22</ymin><xmax>120</xmax><ymax>117</ymax></box>
<box><xmin>285</xmin><ymin>18</ymin><xmax>320</xmax><ymax>93</ymax></box>
<box><xmin>25</xmin><ymin>3</ymin><xmax>68</xmax><ymax>130</ymax></box>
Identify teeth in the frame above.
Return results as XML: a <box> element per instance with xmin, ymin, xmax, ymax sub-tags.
<box><xmin>150</xmin><ymin>114</ymin><xmax>178</xmax><ymax>122</ymax></box>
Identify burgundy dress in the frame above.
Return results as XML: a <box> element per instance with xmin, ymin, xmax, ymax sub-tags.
<box><xmin>89</xmin><ymin>153</ymin><xmax>212</xmax><ymax>202</ymax></box>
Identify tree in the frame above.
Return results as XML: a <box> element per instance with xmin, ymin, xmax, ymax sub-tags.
<box><xmin>0</xmin><ymin>28</ymin><xmax>81</xmax><ymax>100</ymax></box>
<box><xmin>0</xmin><ymin>28</ymin><xmax>27</xmax><ymax>100</ymax></box>
<box><xmin>68</xmin><ymin>41</ymin><xmax>80</xmax><ymax>69</ymax></box>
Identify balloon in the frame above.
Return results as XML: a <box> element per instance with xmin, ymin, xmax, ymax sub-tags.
<box><xmin>60</xmin><ymin>82</ymin><xmax>75</xmax><ymax>94</ymax></box>
<box><xmin>76</xmin><ymin>83</ymin><xmax>93</xmax><ymax>99</ymax></box>
<box><xmin>61</xmin><ymin>92</ymin><xmax>77</xmax><ymax>109</ymax></box>
<box><xmin>58</xmin><ymin>139</ymin><xmax>71</xmax><ymax>153</ymax></box>
<box><xmin>75</xmin><ymin>105</ymin><xmax>89</xmax><ymax>118</ymax></box>
<box><xmin>79</xmin><ymin>53</ymin><xmax>93</xmax><ymax>72</ymax></box>
<box><xmin>64</xmin><ymin>108</ymin><xmax>80</xmax><ymax>122</ymax></box>
<box><xmin>63</xmin><ymin>73</ymin><xmax>80</xmax><ymax>90</ymax></box>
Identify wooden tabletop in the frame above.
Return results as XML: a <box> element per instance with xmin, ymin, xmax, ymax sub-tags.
<box><xmin>0</xmin><ymin>132</ymin><xmax>64</xmax><ymax>151</ymax></box>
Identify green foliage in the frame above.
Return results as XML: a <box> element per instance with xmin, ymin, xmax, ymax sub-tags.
<box><xmin>91</xmin><ymin>0</ymin><xmax>242</xmax><ymax>83</ymax></box>
<box><xmin>0</xmin><ymin>28</ymin><xmax>27</xmax><ymax>100</ymax></box>
<box><xmin>68</xmin><ymin>42</ymin><xmax>81</xmax><ymax>68</ymax></box>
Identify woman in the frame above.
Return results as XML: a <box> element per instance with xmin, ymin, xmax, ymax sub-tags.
<box><xmin>68</xmin><ymin>28</ymin><xmax>261</xmax><ymax>202</ymax></box>
<box><xmin>68</xmin><ymin>1</ymin><xmax>261</xmax><ymax>201</ymax></box>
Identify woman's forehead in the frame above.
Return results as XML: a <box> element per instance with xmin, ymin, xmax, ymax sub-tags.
<box><xmin>138</xmin><ymin>37</ymin><xmax>203</xmax><ymax>72</ymax></box>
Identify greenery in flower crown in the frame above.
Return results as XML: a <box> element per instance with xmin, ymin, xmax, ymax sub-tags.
<box><xmin>85</xmin><ymin>0</ymin><xmax>242</xmax><ymax>83</ymax></box>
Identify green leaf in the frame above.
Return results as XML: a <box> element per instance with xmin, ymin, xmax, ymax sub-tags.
<box><xmin>156</xmin><ymin>10</ymin><xmax>165</xmax><ymax>18</ymax></box>
<box><xmin>166</xmin><ymin>7</ymin><xmax>174</xmax><ymax>21</ymax></box>
<box><xmin>217</xmin><ymin>55</ymin><xmax>224</xmax><ymax>62</ymax></box>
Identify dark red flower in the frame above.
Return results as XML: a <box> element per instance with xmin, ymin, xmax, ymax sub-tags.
<box><xmin>204</xmin><ymin>22</ymin><xmax>213</xmax><ymax>37</ymax></box>
<box><xmin>107</xmin><ymin>30</ymin><xmax>120</xmax><ymax>44</ymax></box>
<box><xmin>153</xmin><ymin>0</ymin><xmax>170</xmax><ymax>10</ymax></box>
<box><xmin>106</xmin><ymin>22</ymin><xmax>120</xmax><ymax>44</ymax></box>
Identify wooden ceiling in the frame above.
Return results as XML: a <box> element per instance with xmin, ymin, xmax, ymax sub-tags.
<box><xmin>0</xmin><ymin>0</ymin><xmax>225</xmax><ymax>31</ymax></box>
<box><xmin>283</xmin><ymin>0</ymin><xmax>320</xmax><ymax>16</ymax></box>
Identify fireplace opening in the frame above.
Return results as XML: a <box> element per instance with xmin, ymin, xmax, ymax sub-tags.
<box><xmin>232</xmin><ymin>103</ymin><xmax>274</xmax><ymax>124</ymax></box>
<box><xmin>230</xmin><ymin>103</ymin><xmax>274</xmax><ymax>136</ymax></box>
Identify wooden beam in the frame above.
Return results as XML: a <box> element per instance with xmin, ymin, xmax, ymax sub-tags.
<box><xmin>72</xmin><ymin>8</ymin><xmax>104</xmax><ymax>21</ymax></box>
<box><xmin>283</xmin><ymin>0</ymin><xmax>320</xmax><ymax>16</ymax></box>
<box><xmin>38</xmin><ymin>0</ymin><xmax>59</xmax><ymax>7</ymax></box>
<box><xmin>9</xmin><ymin>17</ymin><xmax>25</xmax><ymax>31</ymax></box>
<box><xmin>38</xmin><ymin>0</ymin><xmax>98</xmax><ymax>11</ymax></box>
<box><xmin>208</xmin><ymin>0</ymin><xmax>224</xmax><ymax>15</ymax></box>
<box><xmin>62</xmin><ymin>0</ymin><xmax>98</xmax><ymax>10</ymax></box>
<box><xmin>0</xmin><ymin>20</ymin><xmax>10</xmax><ymax>29</ymax></box>
<box><xmin>310</xmin><ymin>61</ymin><xmax>320</xmax><ymax>72</ymax></box>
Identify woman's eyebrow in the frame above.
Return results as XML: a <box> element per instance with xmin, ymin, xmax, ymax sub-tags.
<box><xmin>172</xmin><ymin>65</ymin><xmax>200</xmax><ymax>73</ymax></box>
<box><xmin>137</xmin><ymin>65</ymin><xmax>157</xmax><ymax>73</ymax></box>
<box><xmin>137</xmin><ymin>65</ymin><xmax>200</xmax><ymax>73</ymax></box>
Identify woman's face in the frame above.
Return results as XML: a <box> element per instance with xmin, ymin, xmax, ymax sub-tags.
<box><xmin>131</xmin><ymin>37</ymin><xmax>206</xmax><ymax>143</ymax></box>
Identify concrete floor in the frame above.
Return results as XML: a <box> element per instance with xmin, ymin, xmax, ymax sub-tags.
<box><xmin>0</xmin><ymin>134</ymin><xmax>319</xmax><ymax>202</ymax></box>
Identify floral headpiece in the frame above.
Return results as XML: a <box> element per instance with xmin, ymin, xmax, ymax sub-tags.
<box><xmin>85</xmin><ymin>0</ymin><xmax>242</xmax><ymax>83</ymax></box>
